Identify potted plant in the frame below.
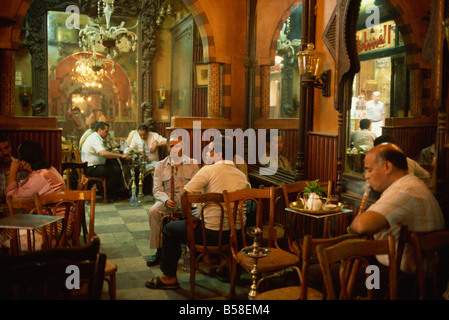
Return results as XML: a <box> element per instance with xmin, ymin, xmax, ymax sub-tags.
<box><xmin>304</xmin><ymin>179</ymin><xmax>326</xmax><ymax>196</ymax></box>
<box><xmin>302</xmin><ymin>180</ymin><xmax>326</xmax><ymax>210</ymax></box>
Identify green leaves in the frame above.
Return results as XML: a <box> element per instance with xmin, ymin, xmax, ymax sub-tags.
<box><xmin>304</xmin><ymin>179</ymin><xmax>326</xmax><ymax>196</ymax></box>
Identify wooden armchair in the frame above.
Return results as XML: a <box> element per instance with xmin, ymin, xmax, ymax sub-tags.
<box><xmin>0</xmin><ymin>236</ymin><xmax>105</xmax><ymax>300</ymax></box>
<box><xmin>34</xmin><ymin>189</ymin><xmax>117</xmax><ymax>300</ymax></box>
<box><xmin>5</xmin><ymin>196</ymin><xmax>39</xmax><ymax>254</ymax></box>
<box><xmin>61</xmin><ymin>161</ymin><xmax>88</xmax><ymax>191</ymax></box>
<box><xmin>180</xmin><ymin>190</ymin><xmax>229</xmax><ymax>299</ymax></box>
<box><xmin>316</xmin><ymin>236</ymin><xmax>397</xmax><ymax>300</ymax></box>
<box><xmin>409</xmin><ymin>229</ymin><xmax>449</xmax><ymax>299</ymax></box>
<box><xmin>255</xmin><ymin>233</ymin><xmax>360</xmax><ymax>300</ymax></box>
<box><xmin>223</xmin><ymin>186</ymin><xmax>300</xmax><ymax>299</ymax></box>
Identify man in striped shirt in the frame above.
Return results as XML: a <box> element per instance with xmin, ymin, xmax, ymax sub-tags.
<box><xmin>348</xmin><ymin>143</ymin><xmax>444</xmax><ymax>298</ymax></box>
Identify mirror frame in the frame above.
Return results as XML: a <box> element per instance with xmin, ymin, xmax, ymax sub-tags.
<box><xmin>24</xmin><ymin>0</ymin><xmax>164</xmax><ymax>128</ymax></box>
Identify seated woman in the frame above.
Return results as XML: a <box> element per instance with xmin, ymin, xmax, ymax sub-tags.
<box><xmin>3</xmin><ymin>140</ymin><xmax>68</xmax><ymax>250</ymax></box>
<box><xmin>6</xmin><ymin>140</ymin><xmax>66</xmax><ymax>198</ymax></box>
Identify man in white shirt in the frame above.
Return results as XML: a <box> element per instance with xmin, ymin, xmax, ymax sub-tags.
<box><xmin>349</xmin><ymin>119</ymin><xmax>377</xmax><ymax>151</ymax></box>
<box><xmin>146</xmin><ymin>136</ymin><xmax>199</xmax><ymax>267</ymax></box>
<box><xmin>129</xmin><ymin>124</ymin><xmax>167</xmax><ymax>170</ymax></box>
<box><xmin>81</xmin><ymin>122</ymin><xmax>131</xmax><ymax>201</ymax></box>
<box><xmin>366</xmin><ymin>91</ymin><xmax>385</xmax><ymax>137</ymax></box>
<box><xmin>145</xmin><ymin>136</ymin><xmax>250</xmax><ymax>289</ymax></box>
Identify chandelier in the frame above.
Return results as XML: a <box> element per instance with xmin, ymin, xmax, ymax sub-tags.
<box><xmin>79</xmin><ymin>0</ymin><xmax>137</xmax><ymax>59</ymax></box>
<box><xmin>71</xmin><ymin>52</ymin><xmax>115</xmax><ymax>88</ymax></box>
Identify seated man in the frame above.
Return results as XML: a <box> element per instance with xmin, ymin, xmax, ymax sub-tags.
<box><xmin>374</xmin><ymin>135</ymin><xmax>430</xmax><ymax>183</ymax></box>
<box><xmin>0</xmin><ymin>135</ymin><xmax>28</xmax><ymax>203</ymax></box>
<box><xmin>146</xmin><ymin>136</ymin><xmax>199</xmax><ymax>267</ymax></box>
<box><xmin>81</xmin><ymin>121</ymin><xmax>131</xmax><ymax>202</ymax></box>
<box><xmin>347</xmin><ymin>143</ymin><xmax>444</xmax><ymax>298</ymax></box>
<box><xmin>259</xmin><ymin>132</ymin><xmax>294</xmax><ymax>174</ymax></box>
<box><xmin>349</xmin><ymin>119</ymin><xmax>376</xmax><ymax>151</ymax></box>
<box><xmin>79</xmin><ymin>121</ymin><xmax>98</xmax><ymax>151</ymax></box>
<box><xmin>145</xmin><ymin>136</ymin><xmax>251</xmax><ymax>289</ymax></box>
<box><xmin>129</xmin><ymin>124</ymin><xmax>167</xmax><ymax>170</ymax></box>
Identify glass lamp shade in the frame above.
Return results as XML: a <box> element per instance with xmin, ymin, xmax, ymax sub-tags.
<box><xmin>158</xmin><ymin>87</ymin><xmax>167</xmax><ymax>101</ymax></box>
<box><xmin>296</xmin><ymin>43</ymin><xmax>321</xmax><ymax>77</ymax></box>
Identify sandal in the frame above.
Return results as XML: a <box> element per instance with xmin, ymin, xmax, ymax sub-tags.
<box><xmin>145</xmin><ymin>276</ymin><xmax>180</xmax><ymax>290</ymax></box>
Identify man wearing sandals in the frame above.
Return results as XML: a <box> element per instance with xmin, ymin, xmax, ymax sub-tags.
<box><xmin>145</xmin><ymin>136</ymin><xmax>250</xmax><ymax>289</ymax></box>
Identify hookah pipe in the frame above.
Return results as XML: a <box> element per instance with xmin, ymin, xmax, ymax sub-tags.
<box><xmin>170</xmin><ymin>158</ymin><xmax>175</xmax><ymax>216</ymax></box>
<box><xmin>358</xmin><ymin>183</ymin><xmax>371</xmax><ymax>215</ymax></box>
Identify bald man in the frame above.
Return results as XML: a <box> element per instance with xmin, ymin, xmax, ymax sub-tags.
<box><xmin>347</xmin><ymin>143</ymin><xmax>444</xmax><ymax>297</ymax></box>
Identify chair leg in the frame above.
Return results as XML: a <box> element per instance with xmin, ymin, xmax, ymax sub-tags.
<box><xmin>190</xmin><ymin>254</ymin><xmax>196</xmax><ymax>299</ymax></box>
<box><xmin>102</xmin><ymin>180</ymin><xmax>107</xmax><ymax>203</ymax></box>
<box><xmin>104</xmin><ymin>274</ymin><xmax>116</xmax><ymax>300</ymax></box>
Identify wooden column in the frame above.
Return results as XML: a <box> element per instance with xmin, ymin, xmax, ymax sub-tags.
<box><xmin>208</xmin><ymin>62</ymin><xmax>221</xmax><ymax>118</ymax></box>
<box><xmin>0</xmin><ymin>50</ymin><xmax>16</xmax><ymax>117</ymax></box>
<box><xmin>260</xmin><ymin>65</ymin><xmax>270</xmax><ymax>118</ymax></box>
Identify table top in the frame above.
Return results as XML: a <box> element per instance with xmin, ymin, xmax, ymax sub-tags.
<box><xmin>286</xmin><ymin>207</ymin><xmax>352</xmax><ymax>219</ymax></box>
<box><xmin>0</xmin><ymin>214</ymin><xmax>63</xmax><ymax>230</ymax></box>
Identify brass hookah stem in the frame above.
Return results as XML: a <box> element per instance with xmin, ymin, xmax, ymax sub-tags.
<box><xmin>358</xmin><ymin>183</ymin><xmax>371</xmax><ymax>215</ymax></box>
<box><xmin>170</xmin><ymin>160</ymin><xmax>174</xmax><ymax>215</ymax></box>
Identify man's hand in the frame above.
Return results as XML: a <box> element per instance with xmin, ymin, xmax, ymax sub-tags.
<box><xmin>122</xmin><ymin>154</ymin><xmax>132</xmax><ymax>161</ymax></box>
<box><xmin>165</xmin><ymin>199</ymin><xmax>177</xmax><ymax>210</ymax></box>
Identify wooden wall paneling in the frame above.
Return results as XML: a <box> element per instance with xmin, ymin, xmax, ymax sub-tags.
<box><xmin>1</xmin><ymin>128</ymin><xmax>62</xmax><ymax>172</ymax></box>
<box><xmin>306</xmin><ymin>132</ymin><xmax>338</xmax><ymax>187</ymax></box>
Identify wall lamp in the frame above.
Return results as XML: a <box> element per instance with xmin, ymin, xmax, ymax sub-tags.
<box><xmin>157</xmin><ymin>86</ymin><xmax>167</xmax><ymax>108</ymax></box>
<box><xmin>296</xmin><ymin>43</ymin><xmax>331</xmax><ymax>97</ymax></box>
<box><xmin>19</xmin><ymin>82</ymin><xmax>32</xmax><ymax>107</ymax></box>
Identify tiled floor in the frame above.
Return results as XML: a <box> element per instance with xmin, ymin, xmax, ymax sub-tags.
<box><xmin>90</xmin><ymin>195</ymin><xmax>252</xmax><ymax>300</ymax></box>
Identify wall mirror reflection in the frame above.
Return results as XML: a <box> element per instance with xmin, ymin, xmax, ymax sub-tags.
<box><xmin>269</xmin><ymin>4</ymin><xmax>302</xmax><ymax>119</ymax></box>
<box><xmin>46</xmin><ymin>10</ymin><xmax>138</xmax><ymax>141</ymax></box>
<box><xmin>345</xmin><ymin>0</ymin><xmax>436</xmax><ymax>178</ymax></box>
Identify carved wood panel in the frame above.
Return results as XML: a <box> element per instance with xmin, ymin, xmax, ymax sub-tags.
<box><xmin>24</xmin><ymin>0</ymin><xmax>163</xmax><ymax>123</ymax></box>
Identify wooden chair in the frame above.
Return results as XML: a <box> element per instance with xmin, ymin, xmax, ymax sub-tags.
<box><xmin>61</xmin><ymin>142</ymin><xmax>73</xmax><ymax>162</ymax></box>
<box><xmin>0</xmin><ymin>236</ymin><xmax>106</xmax><ymax>300</ymax></box>
<box><xmin>409</xmin><ymin>229</ymin><xmax>449</xmax><ymax>299</ymax></box>
<box><xmin>255</xmin><ymin>233</ymin><xmax>360</xmax><ymax>300</ymax></box>
<box><xmin>223</xmin><ymin>186</ymin><xmax>300</xmax><ymax>299</ymax></box>
<box><xmin>61</xmin><ymin>161</ymin><xmax>88</xmax><ymax>191</ymax></box>
<box><xmin>33</xmin><ymin>189</ymin><xmax>97</xmax><ymax>248</ymax></box>
<box><xmin>73</xmin><ymin>146</ymin><xmax>108</xmax><ymax>203</ymax></box>
<box><xmin>33</xmin><ymin>189</ymin><xmax>117</xmax><ymax>300</ymax></box>
<box><xmin>180</xmin><ymin>190</ymin><xmax>229</xmax><ymax>299</ymax></box>
<box><xmin>5</xmin><ymin>196</ymin><xmax>40</xmax><ymax>254</ymax></box>
<box><xmin>316</xmin><ymin>235</ymin><xmax>397</xmax><ymax>300</ymax></box>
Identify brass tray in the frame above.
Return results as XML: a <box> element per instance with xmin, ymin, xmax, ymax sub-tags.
<box><xmin>288</xmin><ymin>201</ymin><xmax>341</xmax><ymax>214</ymax></box>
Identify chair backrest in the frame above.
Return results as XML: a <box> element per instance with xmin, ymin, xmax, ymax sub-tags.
<box><xmin>33</xmin><ymin>188</ymin><xmax>97</xmax><ymax>248</ymax></box>
<box><xmin>6</xmin><ymin>195</ymin><xmax>37</xmax><ymax>216</ymax></box>
<box><xmin>180</xmin><ymin>191</ymin><xmax>227</xmax><ymax>254</ymax></box>
<box><xmin>410</xmin><ymin>229</ymin><xmax>449</xmax><ymax>299</ymax></box>
<box><xmin>0</xmin><ymin>236</ymin><xmax>105</xmax><ymax>300</ymax></box>
<box><xmin>316</xmin><ymin>236</ymin><xmax>397</xmax><ymax>300</ymax></box>
<box><xmin>223</xmin><ymin>186</ymin><xmax>277</xmax><ymax>251</ymax></box>
<box><xmin>299</xmin><ymin>233</ymin><xmax>360</xmax><ymax>299</ymax></box>
<box><xmin>73</xmin><ymin>146</ymin><xmax>82</xmax><ymax>163</ymax></box>
<box><xmin>61</xmin><ymin>161</ymin><xmax>88</xmax><ymax>190</ymax></box>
